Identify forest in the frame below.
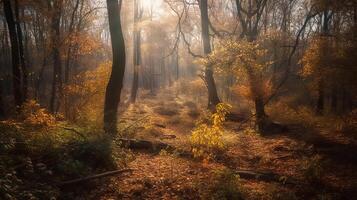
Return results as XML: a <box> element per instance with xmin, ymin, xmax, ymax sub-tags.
<box><xmin>0</xmin><ymin>0</ymin><xmax>356</xmax><ymax>199</ymax></box>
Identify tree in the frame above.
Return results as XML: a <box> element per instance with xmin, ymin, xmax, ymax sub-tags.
<box><xmin>3</xmin><ymin>0</ymin><xmax>23</xmax><ymax>107</ymax></box>
<box><xmin>235</xmin><ymin>0</ymin><xmax>273</xmax><ymax>132</ymax></box>
<box><xmin>49</xmin><ymin>0</ymin><xmax>63</xmax><ymax>113</ymax></box>
<box><xmin>14</xmin><ymin>0</ymin><xmax>28</xmax><ymax>101</ymax></box>
<box><xmin>103</xmin><ymin>0</ymin><xmax>126</xmax><ymax>136</ymax></box>
<box><xmin>130</xmin><ymin>0</ymin><xmax>143</xmax><ymax>103</ymax></box>
<box><xmin>199</xmin><ymin>0</ymin><xmax>221</xmax><ymax>109</ymax></box>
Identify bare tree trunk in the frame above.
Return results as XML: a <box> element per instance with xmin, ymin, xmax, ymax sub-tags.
<box><xmin>64</xmin><ymin>0</ymin><xmax>80</xmax><ymax>84</ymax></box>
<box><xmin>49</xmin><ymin>0</ymin><xmax>63</xmax><ymax>113</ymax></box>
<box><xmin>104</xmin><ymin>0</ymin><xmax>126</xmax><ymax>136</ymax></box>
<box><xmin>316</xmin><ymin>10</ymin><xmax>331</xmax><ymax>115</ymax></box>
<box><xmin>3</xmin><ymin>0</ymin><xmax>23</xmax><ymax>107</ymax></box>
<box><xmin>14</xmin><ymin>0</ymin><xmax>27</xmax><ymax>101</ymax></box>
<box><xmin>175</xmin><ymin>48</ymin><xmax>179</xmax><ymax>81</ymax></box>
<box><xmin>130</xmin><ymin>0</ymin><xmax>142</xmax><ymax>103</ymax></box>
<box><xmin>199</xmin><ymin>0</ymin><xmax>221</xmax><ymax>109</ymax></box>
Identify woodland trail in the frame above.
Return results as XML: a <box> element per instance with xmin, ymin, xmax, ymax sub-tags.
<box><xmin>86</xmin><ymin>91</ymin><xmax>357</xmax><ymax>200</ymax></box>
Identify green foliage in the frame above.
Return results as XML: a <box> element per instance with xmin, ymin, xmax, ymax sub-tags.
<box><xmin>199</xmin><ymin>168</ymin><xmax>244</xmax><ymax>200</ymax></box>
<box><xmin>190</xmin><ymin>103</ymin><xmax>232</xmax><ymax>160</ymax></box>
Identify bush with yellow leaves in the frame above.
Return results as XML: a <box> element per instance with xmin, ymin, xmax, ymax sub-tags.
<box><xmin>190</xmin><ymin>103</ymin><xmax>232</xmax><ymax>160</ymax></box>
<box><xmin>17</xmin><ymin>100</ymin><xmax>56</xmax><ymax>128</ymax></box>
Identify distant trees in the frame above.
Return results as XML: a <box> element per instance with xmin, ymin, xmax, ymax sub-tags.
<box><xmin>0</xmin><ymin>0</ymin><xmax>107</xmax><ymax>117</ymax></box>
<box><xmin>302</xmin><ymin>0</ymin><xmax>357</xmax><ymax>115</ymax></box>
<box><xmin>104</xmin><ymin>0</ymin><xmax>126</xmax><ymax>136</ymax></box>
<box><xmin>165</xmin><ymin>0</ymin><xmax>221</xmax><ymax>109</ymax></box>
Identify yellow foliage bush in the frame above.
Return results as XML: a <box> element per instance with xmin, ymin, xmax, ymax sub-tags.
<box><xmin>190</xmin><ymin>103</ymin><xmax>232</xmax><ymax>160</ymax></box>
<box><xmin>18</xmin><ymin>100</ymin><xmax>56</xmax><ymax>128</ymax></box>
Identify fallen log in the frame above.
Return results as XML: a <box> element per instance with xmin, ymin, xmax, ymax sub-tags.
<box><xmin>58</xmin><ymin>168</ymin><xmax>133</xmax><ymax>186</ymax></box>
<box><xmin>234</xmin><ymin>170</ymin><xmax>298</xmax><ymax>185</ymax></box>
<box><xmin>118</xmin><ymin>138</ymin><xmax>174</xmax><ymax>153</ymax></box>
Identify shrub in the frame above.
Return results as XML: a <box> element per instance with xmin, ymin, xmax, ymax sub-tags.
<box><xmin>199</xmin><ymin>169</ymin><xmax>244</xmax><ymax>200</ymax></box>
<box><xmin>190</xmin><ymin>103</ymin><xmax>231</xmax><ymax>160</ymax></box>
<box><xmin>17</xmin><ymin>100</ymin><xmax>57</xmax><ymax>129</ymax></box>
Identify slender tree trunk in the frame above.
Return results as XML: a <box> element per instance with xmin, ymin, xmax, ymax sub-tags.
<box><xmin>175</xmin><ymin>48</ymin><xmax>179</xmax><ymax>81</ymax></box>
<box><xmin>3</xmin><ymin>0</ymin><xmax>23</xmax><ymax>107</ymax></box>
<box><xmin>49</xmin><ymin>1</ymin><xmax>63</xmax><ymax>113</ymax></box>
<box><xmin>130</xmin><ymin>0</ymin><xmax>141</xmax><ymax>103</ymax></box>
<box><xmin>199</xmin><ymin>0</ymin><xmax>220</xmax><ymax>109</ymax></box>
<box><xmin>104</xmin><ymin>0</ymin><xmax>126</xmax><ymax>136</ymax></box>
<box><xmin>316</xmin><ymin>10</ymin><xmax>330</xmax><ymax>115</ymax></box>
<box><xmin>64</xmin><ymin>0</ymin><xmax>80</xmax><ymax>84</ymax></box>
<box><xmin>14</xmin><ymin>0</ymin><xmax>27</xmax><ymax>101</ymax></box>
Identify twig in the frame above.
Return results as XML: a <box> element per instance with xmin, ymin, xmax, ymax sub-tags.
<box><xmin>57</xmin><ymin>168</ymin><xmax>134</xmax><ymax>186</ymax></box>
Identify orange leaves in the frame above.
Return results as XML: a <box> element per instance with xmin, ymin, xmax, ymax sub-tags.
<box><xmin>18</xmin><ymin>100</ymin><xmax>56</xmax><ymax>129</ymax></box>
<box><xmin>63</xmin><ymin>61</ymin><xmax>111</xmax><ymax>122</ymax></box>
<box><xmin>65</xmin><ymin>32</ymin><xmax>103</xmax><ymax>56</ymax></box>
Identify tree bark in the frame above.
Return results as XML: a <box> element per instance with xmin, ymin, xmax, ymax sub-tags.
<box><xmin>14</xmin><ymin>0</ymin><xmax>27</xmax><ymax>101</ymax></box>
<box><xmin>0</xmin><ymin>79</ymin><xmax>4</xmax><ymax>118</ymax></box>
<box><xmin>3</xmin><ymin>0</ymin><xmax>23</xmax><ymax>107</ymax></box>
<box><xmin>199</xmin><ymin>0</ymin><xmax>221</xmax><ymax>109</ymax></box>
<box><xmin>104</xmin><ymin>0</ymin><xmax>126</xmax><ymax>136</ymax></box>
<box><xmin>49</xmin><ymin>0</ymin><xmax>63</xmax><ymax>113</ymax></box>
<box><xmin>130</xmin><ymin>0</ymin><xmax>141</xmax><ymax>103</ymax></box>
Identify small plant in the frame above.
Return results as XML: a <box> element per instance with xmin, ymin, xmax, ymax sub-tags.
<box><xmin>199</xmin><ymin>168</ymin><xmax>244</xmax><ymax>200</ymax></box>
<box><xmin>190</xmin><ymin>103</ymin><xmax>232</xmax><ymax>160</ymax></box>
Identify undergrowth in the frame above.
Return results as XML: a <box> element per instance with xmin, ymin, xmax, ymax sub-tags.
<box><xmin>0</xmin><ymin>100</ymin><xmax>130</xmax><ymax>199</ymax></box>
<box><xmin>198</xmin><ymin>168</ymin><xmax>244</xmax><ymax>200</ymax></box>
<box><xmin>190</xmin><ymin>103</ymin><xmax>232</xmax><ymax>160</ymax></box>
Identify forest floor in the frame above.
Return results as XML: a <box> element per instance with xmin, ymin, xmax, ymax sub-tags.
<box><xmin>85</xmin><ymin>90</ymin><xmax>357</xmax><ymax>200</ymax></box>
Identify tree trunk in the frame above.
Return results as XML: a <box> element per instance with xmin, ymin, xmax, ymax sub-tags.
<box><xmin>3</xmin><ymin>0</ymin><xmax>23</xmax><ymax>107</ymax></box>
<box><xmin>199</xmin><ymin>0</ymin><xmax>221</xmax><ymax>109</ymax></box>
<box><xmin>49</xmin><ymin>1</ymin><xmax>63</xmax><ymax>113</ymax></box>
<box><xmin>14</xmin><ymin>0</ymin><xmax>27</xmax><ymax>101</ymax></box>
<box><xmin>130</xmin><ymin>0</ymin><xmax>141</xmax><ymax>103</ymax></box>
<box><xmin>0</xmin><ymin>79</ymin><xmax>5</xmax><ymax>118</ymax></box>
<box><xmin>175</xmin><ymin>48</ymin><xmax>179</xmax><ymax>81</ymax></box>
<box><xmin>104</xmin><ymin>0</ymin><xmax>126</xmax><ymax>136</ymax></box>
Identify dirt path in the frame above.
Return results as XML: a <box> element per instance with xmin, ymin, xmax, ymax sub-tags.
<box><xmin>86</xmin><ymin>92</ymin><xmax>357</xmax><ymax>200</ymax></box>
